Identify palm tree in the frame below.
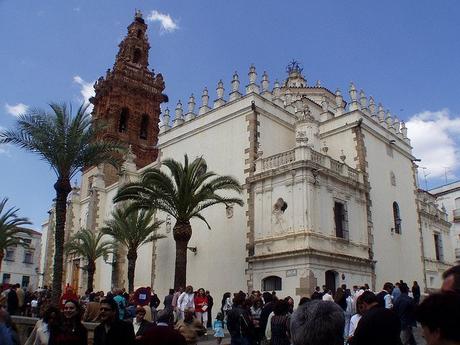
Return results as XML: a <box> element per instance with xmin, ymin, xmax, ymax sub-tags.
<box><xmin>64</xmin><ymin>228</ymin><xmax>114</xmax><ymax>292</ymax></box>
<box><xmin>102</xmin><ymin>207</ymin><xmax>164</xmax><ymax>293</ymax></box>
<box><xmin>0</xmin><ymin>198</ymin><xmax>31</xmax><ymax>271</ymax></box>
<box><xmin>0</xmin><ymin>103</ymin><xmax>122</xmax><ymax>303</ymax></box>
<box><xmin>114</xmin><ymin>155</ymin><xmax>243</xmax><ymax>289</ymax></box>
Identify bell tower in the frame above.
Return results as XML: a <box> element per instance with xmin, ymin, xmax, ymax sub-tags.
<box><xmin>90</xmin><ymin>11</ymin><xmax>166</xmax><ymax>184</ymax></box>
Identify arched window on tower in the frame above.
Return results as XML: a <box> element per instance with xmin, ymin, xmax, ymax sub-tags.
<box><xmin>137</xmin><ymin>29</ymin><xmax>142</xmax><ymax>38</ymax></box>
<box><xmin>393</xmin><ymin>201</ymin><xmax>401</xmax><ymax>234</ymax></box>
<box><xmin>262</xmin><ymin>276</ymin><xmax>282</xmax><ymax>291</ymax></box>
<box><xmin>118</xmin><ymin>108</ymin><xmax>129</xmax><ymax>133</ymax></box>
<box><xmin>133</xmin><ymin>48</ymin><xmax>142</xmax><ymax>64</ymax></box>
<box><xmin>140</xmin><ymin>114</ymin><xmax>149</xmax><ymax>139</ymax></box>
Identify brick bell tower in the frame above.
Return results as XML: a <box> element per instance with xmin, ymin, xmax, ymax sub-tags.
<box><xmin>90</xmin><ymin>10</ymin><xmax>166</xmax><ymax>185</ymax></box>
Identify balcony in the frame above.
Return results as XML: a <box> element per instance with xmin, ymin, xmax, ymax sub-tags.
<box><xmin>453</xmin><ymin>208</ymin><xmax>460</xmax><ymax>223</ymax></box>
<box><xmin>255</xmin><ymin>146</ymin><xmax>363</xmax><ymax>183</ymax></box>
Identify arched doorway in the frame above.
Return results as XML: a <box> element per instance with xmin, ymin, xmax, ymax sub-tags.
<box><xmin>325</xmin><ymin>270</ymin><xmax>337</xmax><ymax>294</ymax></box>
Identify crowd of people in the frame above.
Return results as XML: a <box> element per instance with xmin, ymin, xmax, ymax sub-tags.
<box><xmin>0</xmin><ymin>264</ymin><xmax>459</xmax><ymax>345</ymax></box>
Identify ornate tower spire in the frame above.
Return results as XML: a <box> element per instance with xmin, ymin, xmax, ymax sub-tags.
<box><xmin>90</xmin><ymin>12</ymin><xmax>167</xmax><ymax>184</ymax></box>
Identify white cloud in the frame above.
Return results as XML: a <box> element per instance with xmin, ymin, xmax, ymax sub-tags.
<box><xmin>73</xmin><ymin>75</ymin><xmax>95</xmax><ymax>111</ymax></box>
<box><xmin>406</xmin><ymin>109</ymin><xmax>460</xmax><ymax>178</ymax></box>
<box><xmin>146</xmin><ymin>10</ymin><xmax>179</xmax><ymax>33</ymax></box>
<box><xmin>5</xmin><ymin>103</ymin><xmax>29</xmax><ymax>117</ymax></box>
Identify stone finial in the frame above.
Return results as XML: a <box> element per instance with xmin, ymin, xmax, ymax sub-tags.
<box><xmin>316</xmin><ymin>80</ymin><xmax>322</xmax><ymax>87</ymax></box>
<box><xmin>187</xmin><ymin>94</ymin><xmax>196</xmax><ymax>113</ymax></box>
<box><xmin>377</xmin><ymin>103</ymin><xmax>385</xmax><ymax>122</ymax></box>
<box><xmin>231</xmin><ymin>72</ymin><xmax>240</xmax><ymax>92</ymax></box>
<box><xmin>385</xmin><ymin>110</ymin><xmax>393</xmax><ymax>128</ymax></box>
<box><xmin>160</xmin><ymin>107</ymin><xmax>171</xmax><ymax>132</ymax></box>
<box><xmin>261</xmin><ymin>71</ymin><xmax>270</xmax><ymax>98</ymax></box>
<box><xmin>340</xmin><ymin>150</ymin><xmax>346</xmax><ymax>163</ymax></box>
<box><xmin>216</xmin><ymin>80</ymin><xmax>224</xmax><ymax>99</ymax></box>
<box><xmin>185</xmin><ymin>94</ymin><xmax>196</xmax><ymax>121</ymax></box>
<box><xmin>199</xmin><ymin>87</ymin><xmax>211</xmax><ymax>115</ymax></box>
<box><xmin>229</xmin><ymin>72</ymin><xmax>242</xmax><ymax>101</ymax></box>
<box><xmin>214</xmin><ymin>80</ymin><xmax>226</xmax><ymax>108</ymax></box>
<box><xmin>173</xmin><ymin>100</ymin><xmax>184</xmax><ymax>127</ymax></box>
<box><xmin>335</xmin><ymin>89</ymin><xmax>344</xmax><ymax>116</ymax></box>
<box><xmin>246</xmin><ymin>64</ymin><xmax>260</xmax><ymax>94</ymax></box>
<box><xmin>321</xmin><ymin>96</ymin><xmax>328</xmax><ymax>113</ymax></box>
<box><xmin>272</xmin><ymin>80</ymin><xmax>283</xmax><ymax>106</ymax></box>
<box><xmin>121</xmin><ymin>144</ymin><xmax>137</xmax><ymax>174</ymax></box>
<box><xmin>249</xmin><ymin>64</ymin><xmax>257</xmax><ymax>83</ymax></box>
<box><xmin>349</xmin><ymin>82</ymin><xmax>359</xmax><ymax>111</ymax></box>
<box><xmin>369</xmin><ymin>96</ymin><xmax>376</xmax><ymax>117</ymax></box>
<box><xmin>261</xmin><ymin>71</ymin><xmax>269</xmax><ymax>91</ymax></box>
<box><xmin>359</xmin><ymin>90</ymin><xmax>368</xmax><ymax>110</ymax></box>
<box><xmin>400</xmin><ymin>121</ymin><xmax>408</xmax><ymax>138</ymax></box>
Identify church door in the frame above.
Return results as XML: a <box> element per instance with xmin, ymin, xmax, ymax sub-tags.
<box><xmin>325</xmin><ymin>270</ymin><xmax>337</xmax><ymax>294</ymax></box>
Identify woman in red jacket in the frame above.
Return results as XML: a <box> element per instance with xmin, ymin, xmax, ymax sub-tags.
<box><xmin>194</xmin><ymin>288</ymin><xmax>208</xmax><ymax>326</ymax></box>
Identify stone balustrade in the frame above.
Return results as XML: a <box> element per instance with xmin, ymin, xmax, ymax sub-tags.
<box><xmin>256</xmin><ymin>145</ymin><xmax>363</xmax><ymax>184</ymax></box>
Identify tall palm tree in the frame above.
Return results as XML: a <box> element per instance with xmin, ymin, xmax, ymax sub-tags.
<box><xmin>114</xmin><ymin>155</ymin><xmax>243</xmax><ymax>289</ymax></box>
<box><xmin>64</xmin><ymin>228</ymin><xmax>114</xmax><ymax>292</ymax></box>
<box><xmin>102</xmin><ymin>207</ymin><xmax>164</xmax><ymax>293</ymax></box>
<box><xmin>0</xmin><ymin>103</ymin><xmax>122</xmax><ymax>303</ymax></box>
<box><xmin>0</xmin><ymin>198</ymin><xmax>31</xmax><ymax>271</ymax></box>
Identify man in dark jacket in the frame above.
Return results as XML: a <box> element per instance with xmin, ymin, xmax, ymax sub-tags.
<box><xmin>133</xmin><ymin>306</ymin><xmax>152</xmax><ymax>342</ymax></box>
<box><xmin>350</xmin><ymin>291</ymin><xmax>402</xmax><ymax>345</ymax></box>
<box><xmin>94</xmin><ymin>298</ymin><xmax>135</xmax><ymax>345</ymax></box>
<box><xmin>393</xmin><ymin>283</ymin><xmax>416</xmax><ymax>345</ymax></box>
<box><xmin>6</xmin><ymin>286</ymin><xmax>18</xmax><ymax>315</ymax></box>
<box><xmin>227</xmin><ymin>294</ymin><xmax>253</xmax><ymax>345</ymax></box>
<box><xmin>205</xmin><ymin>290</ymin><xmax>213</xmax><ymax>328</ymax></box>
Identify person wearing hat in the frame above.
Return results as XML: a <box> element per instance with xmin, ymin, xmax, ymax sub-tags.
<box><xmin>133</xmin><ymin>306</ymin><xmax>152</xmax><ymax>342</ymax></box>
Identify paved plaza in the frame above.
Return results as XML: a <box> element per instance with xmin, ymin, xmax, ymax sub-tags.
<box><xmin>197</xmin><ymin>326</ymin><xmax>427</xmax><ymax>345</ymax></box>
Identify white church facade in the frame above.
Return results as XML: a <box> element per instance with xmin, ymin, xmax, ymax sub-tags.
<box><xmin>40</xmin><ymin>13</ymin><xmax>454</xmax><ymax>301</ymax></box>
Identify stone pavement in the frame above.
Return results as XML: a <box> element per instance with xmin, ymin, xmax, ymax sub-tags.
<box><xmin>198</xmin><ymin>326</ymin><xmax>427</xmax><ymax>345</ymax></box>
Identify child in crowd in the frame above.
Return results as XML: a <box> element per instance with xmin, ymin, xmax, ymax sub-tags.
<box><xmin>213</xmin><ymin>312</ymin><xmax>225</xmax><ymax>344</ymax></box>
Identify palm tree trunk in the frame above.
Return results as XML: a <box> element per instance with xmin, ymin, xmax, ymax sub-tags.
<box><xmin>127</xmin><ymin>249</ymin><xmax>138</xmax><ymax>293</ymax></box>
<box><xmin>87</xmin><ymin>261</ymin><xmax>96</xmax><ymax>292</ymax></box>
<box><xmin>173</xmin><ymin>221</ymin><xmax>192</xmax><ymax>289</ymax></box>
<box><xmin>51</xmin><ymin>177</ymin><xmax>72</xmax><ymax>305</ymax></box>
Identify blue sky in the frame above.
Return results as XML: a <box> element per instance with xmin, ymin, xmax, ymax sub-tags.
<box><xmin>1</xmin><ymin>0</ymin><xmax>459</xmax><ymax>229</ymax></box>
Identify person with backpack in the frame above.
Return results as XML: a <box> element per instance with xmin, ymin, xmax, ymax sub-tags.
<box><xmin>227</xmin><ymin>294</ymin><xmax>253</xmax><ymax>345</ymax></box>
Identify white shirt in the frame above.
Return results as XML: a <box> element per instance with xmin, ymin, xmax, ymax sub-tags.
<box><xmin>348</xmin><ymin>314</ymin><xmax>362</xmax><ymax>337</ymax></box>
<box><xmin>322</xmin><ymin>293</ymin><xmax>334</xmax><ymax>302</ymax></box>
<box><xmin>384</xmin><ymin>292</ymin><xmax>393</xmax><ymax>309</ymax></box>
<box><xmin>177</xmin><ymin>292</ymin><xmax>195</xmax><ymax>311</ymax></box>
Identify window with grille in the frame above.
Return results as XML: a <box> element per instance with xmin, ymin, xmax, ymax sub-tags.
<box><xmin>262</xmin><ymin>276</ymin><xmax>282</xmax><ymax>291</ymax></box>
<box><xmin>334</xmin><ymin>201</ymin><xmax>349</xmax><ymax>239</ymax></box>
<box><xmin>393</xmin><ymin>202</ymin><xmax>402</xmax><ymax>234</ymax></box>
<box><xmin>434</xmin><ymin>233</ymin><xmax>444</xmax><ymax>261</ymax></box>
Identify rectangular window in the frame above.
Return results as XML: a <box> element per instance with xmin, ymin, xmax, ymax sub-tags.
<box><xmin>21</xmin><ymin>276</ymin><xmax>30</xmax><ymax>288</ymax></box>
<box><xmin>24</xmin><ymin>252</ymin><xmax>33</xmax><ymax>264</ymax></box>
<box><xmin>2</xmin><ymin>273</ymin><xmax>10</xmax><ymax>284</ymax></box>
<box><xmin>434</xmin><ymin>233</ymin><xmax>444</xmax><ymax>261</ymax></box>
<box><xmin>5</xmin><ymin>249</ymin><xmax>15</xmax><ymax>261</ymax></box>
<box><xmin>23</xmin><ymin>239</ymin><xmax>32</xmax><ymax>245</ymax></box>
<box><xmin>334</xmin><ymin>201</ymin><xmax>348</xmax><ymax>239</ymax></box>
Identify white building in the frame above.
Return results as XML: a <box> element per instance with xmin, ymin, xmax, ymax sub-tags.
<box><xmin>1</xmin><ymin>228</ymin><xmax>42</xmax><ymax>290</ymax></box>
<box><xmin>41</xmin><ymin>13</ymin><xmax>455</xmax><ymax>301</ymax></box>
<box><xmin>430</xmin><ymin>181</ymin><xmax>460</xmax><ymax>264</ymax></box>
